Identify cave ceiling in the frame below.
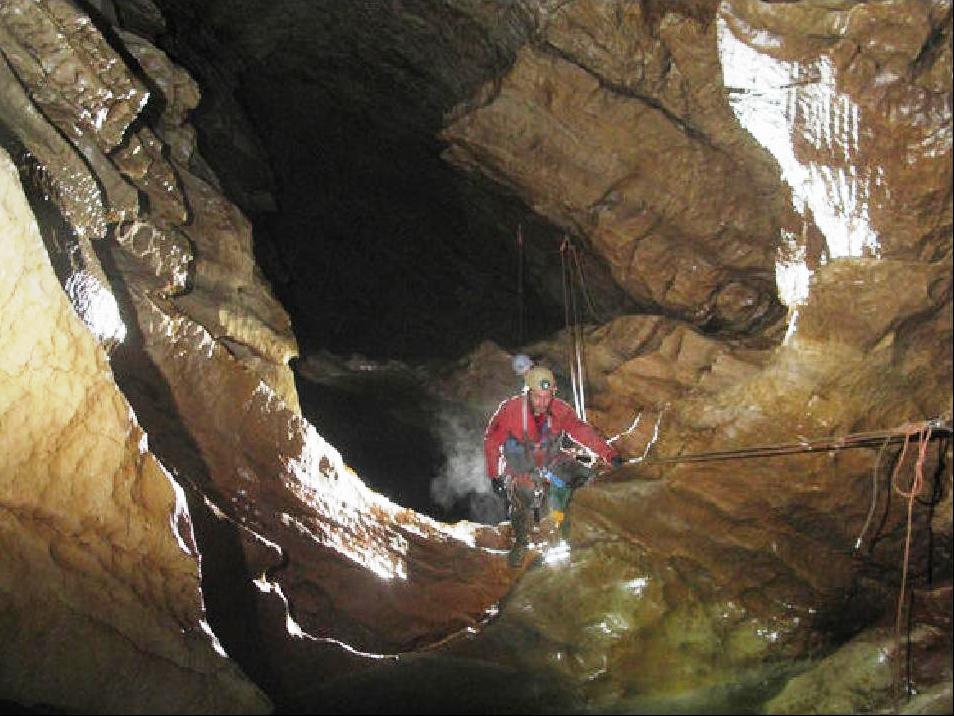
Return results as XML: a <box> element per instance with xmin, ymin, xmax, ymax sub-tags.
<box><xmin>146</xmin><ymin>0</ymin><xmax>635</xmax><ymax>361</ymax></box>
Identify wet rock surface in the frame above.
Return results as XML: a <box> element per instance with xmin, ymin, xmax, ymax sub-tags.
<box><xmin>441</xmin><ymin>0</ymin><xmax>792</xmax><ymax>335</ymax></box>
<box><xmin>151</xmin><ymin>0</ymin><xmax>642</xmax><ymax>362</ymax></box>
<box><xmin>0</xmin><ymin>148</ymin><xmax>270</xmax><ymax>714</ymax></box>
<box><xmin>0</xmin><ymin>0</ymin><xmax>950</xmax><ymax>714</ymax></box>
<box><xmin>2</xmin><ymin>2</ymin><xmax>523</xmax><ymax>712</ymax></box>
<box><xmin>763</xmin><ymin>587</ymin><xmax>953</xmax><ymax>714</ymax></box>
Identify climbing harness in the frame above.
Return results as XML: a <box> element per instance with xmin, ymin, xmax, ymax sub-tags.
<box><xmin>529</xmin><ymin>468</ymin><xmax>551</xmax><ymax>524</ymax></box>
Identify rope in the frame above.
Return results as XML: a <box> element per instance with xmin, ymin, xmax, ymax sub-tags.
<box><xmin>569</xmin><ymin>241</ymin><xmax>609</xmax><ymax>323</ymax></box>
<box><xmin>637</xmin><ymin>409</ymin><xmax>666</xmax><ymax>462</ymax></box>
<box><xmin>516</xmin><ymin>224</ymin><xmax>525</xmax><ymax>345</ymax></box>
<box><xmin>559</xmin><ymin>239</ymin><xmax>576</xmax><ymax>414</ymax></box>
<box><xmin>569</xmin><ymin>246</ymin><xmax>586</xmax><ymax>421</ymax></box>
<box><xmin>890</xmin><ymin>423</ymin><xmax>933</xmax><ymax>702</ymax></box>
<box><xmin>623</xmin><ymin>420</ymin><xmax>950</xmax><ymax>466</ymax></box>
<box><xmin>854</xmin><ymin>435</ymin><xmax>893</xmax><ymax>550</ymax></box>
<box><xmin>560</xmin><ymin>238</ymin><xmax>586</xmax><ymax>420</ymax></box>
<box><xmin>560</xmin><ymin>236</ymin><xmax>607</xmax><ymax>421</ymax></box>
<box><xmin>557</xmin><ymin>235</ymin><xmax>612</xmax><ymax>421</ymax></box>
<box><xmin>604</xmin><ymin>417</ymin><xmax>948</xmax><ymax>705</ymax></box>
<box><xmin>609</xmin><ymin>411</ymin><xmax>641</xmax><ymax>444</ymax></box>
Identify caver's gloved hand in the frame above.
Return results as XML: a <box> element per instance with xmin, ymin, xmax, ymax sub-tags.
<box><xmin>611</xmin><ymin>455</ymin><xmax>624</xmax><ymax>469</ymax></box>
<box><xmin>491</xmin><ymin>476</ymin><xmax>508</xmax><ymax>498</ymax></box>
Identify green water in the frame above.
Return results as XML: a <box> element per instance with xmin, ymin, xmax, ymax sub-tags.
<box><xmin>305</xmin><ymin>650</ymin><xmax>800</xmax><ymax>714</ymax></box>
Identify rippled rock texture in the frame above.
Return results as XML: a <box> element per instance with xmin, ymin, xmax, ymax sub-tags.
<box><xmin>0</xmin><ymin>149</ymin><xmax>269</xmax><ymax>713</ymax></box>
<box><xmin>1</xmin><ymin>1</ymin><xmax>521</xmax><ymax>712</ymax></box>
<box><xmin>435</xmin><ymin>1</ymin><xmax>952</xmax><ymax>710</ymax></box>
<box><xmin>442</xmin><ymin>0</ymin><xmax>792</xmax><ymax>334</ymax></box>
<box><xmin>0</xmin><ymin>0</ymin><xmax>951</xmax><ymax>714</ymax></box>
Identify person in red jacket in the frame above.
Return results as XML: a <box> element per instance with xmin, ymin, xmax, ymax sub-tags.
<box><xmin>484</xmin><ymin>363</ymin><xmax>621</xmax><ymax>567</ymax></box>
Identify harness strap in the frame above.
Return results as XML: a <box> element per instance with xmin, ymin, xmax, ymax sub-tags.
<box><xmin>520</xmin><ymin>393</ymin><xmax>556</xmax><ymax>470</ymax></box>
<box><xmin>520</xmin><ymin>393</ymin><xmax>534</xmax><ymax>469</ymax></box>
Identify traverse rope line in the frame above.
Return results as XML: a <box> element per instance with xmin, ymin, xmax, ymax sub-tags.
<box><xmin>603</xmin><ymin>417</ymin><xmax>949</xmax><ymax>704</ymax></box>
<box><xmin>603</xmin><ymin>416</ymin><xmax>950</xmax><ymax>702</ymax></box>
<box><xmin>614</xmin><ymin>418</ymin><xmax>951</xmax><ymax>467</ymax></box>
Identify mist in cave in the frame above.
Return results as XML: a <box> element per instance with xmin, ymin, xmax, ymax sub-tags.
<box><xmin>150</xmin><ymin>0</ymin><xmax>622</xmax><ymax>522</ymax></box>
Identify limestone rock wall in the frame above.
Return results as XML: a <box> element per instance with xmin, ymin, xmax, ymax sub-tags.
<box><xmin>0</xmin><ymin>2</ymin><xmax>526</xmax><ymax>711</ymax></box>
<box><xmin>0</xmin><ymin>0</ymin><xmax>950</xmax><ymax>712</ymax></box>
<box><xmin>435</xmin><ymin>0</ymin><xmax>952</xmax><ymax>709</ymax></box>
<box><xmin>0</xmin><ymin>148</ymin><xmax>269</xmax><ymax>713</ymax></box>
<box><xmin>442</xmin><ymin>0</ymin><xmax>793</xmax><ymax>334</ymax></box>
<box><xmin>0</xmin><ymin>0</ymin><xmax>299</xmax><ymax>407</ymax></box>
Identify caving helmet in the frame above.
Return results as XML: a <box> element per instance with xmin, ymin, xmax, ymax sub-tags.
<box><xmin>524</xmin><ymin>365</ymin><xmax>556</xmax><ymax>393</ymax></box>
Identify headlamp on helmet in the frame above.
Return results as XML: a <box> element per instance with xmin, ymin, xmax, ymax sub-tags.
<box><xmin>525</xmin><ymin>366</ymin><xmax>556</xmax><ymax>393</ymax></box>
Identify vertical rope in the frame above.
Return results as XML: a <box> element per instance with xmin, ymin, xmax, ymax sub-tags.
<box><xmin>891</xmin><ymin>424</ymin><xmax>932</xmax><ymax>702</ymax></box>
<box><xmin>560</xmin><ymin>238</ymin><xmax>583</xmax><ymax>418</ymax></box>
<box><xmin>854</xmin><ymin>436</ymin><xmax>893</xmax><ymax>550</ymax></box>
<box><xmin>559</xmin><ymin>238</ymin><xmax>571</xmax><ymax>410</ymax></box>
<box><xmin>516</xmin><ymin>224</ymin><xmax>525</xmax><ymax>345</ymax></box>
<box><xmin>568</xmin><ymin>245</ymin><xmax>586</xmax><ymax>421</ymax></box>
<box><xmin>571</xmin><ymin>244</ymin><xmax>607</xmax><ymax>323</ymax></box>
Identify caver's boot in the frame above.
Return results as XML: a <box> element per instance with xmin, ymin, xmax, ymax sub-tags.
<box><xmin>548</xmin><ymin>510</ymin><xmax>565</xmax><ymax>545</ymax></box>
<box><xmin>508</xmin><ymin>542</ymin><xmax>527</xmax><ymax>568</ymax></box>
<box><xmin>508</xmin><ymin>485</ymin><xmax>533</xmax><ymax>567</ymax></box>
<box><xmin>508</xmin><ymin>508</ymin><xmax>530</xmax><ymax>567</ymax></box>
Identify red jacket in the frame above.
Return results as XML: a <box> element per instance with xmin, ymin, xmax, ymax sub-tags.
<box><xmin>483</xmin><ymin>393</ymin><xmax>618</xmax><ymax>479</ymax></box>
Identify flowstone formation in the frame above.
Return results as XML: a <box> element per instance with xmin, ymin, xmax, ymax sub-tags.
<box><xmin>0</xmin><ymin>150</ymin><xmax>269</xmax><ymax>713</ymax></box>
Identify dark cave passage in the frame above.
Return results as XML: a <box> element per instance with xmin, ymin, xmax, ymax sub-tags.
<box><xmin>152</xmin><ymin>0</ymin><xmax>602</xmax><ymax>363</ymax></box>
<box><xmin>2</xmin><ymin>2</ymin><xmax>951</xmax><ymax>715</ymax></box>
<box><xmin>147</xmin><ymin>0</ymin><xmax>630</xmax><ymax>518</ymax></box>
<box><xmin>291</xmin><ymin>356</ymin><xmax>508</xmax><ymax>524</ymax></box>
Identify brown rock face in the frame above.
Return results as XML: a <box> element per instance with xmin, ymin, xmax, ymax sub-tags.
<box><xmin>442</xmin><ymin>0</ymin><xmax>790</xmax><ymax>334</ymax></box>
<box><xmin>437</xmin><ymin>251</ymin><xmax>949</xmax><ymax>707</ymax></box>
<box><xmin>0</xmin><ymin>149</ymin><xmax>269</xmax><ymax>713</ymax></box>
<box><xmin>1</xmin><ymin>2</ymin><xmax>527</xmax><ymax>711</ymax></box>
<box><xmin>0</xmin><ymin>0</ymin><xmax>950</xmax><ymax>713</ymax></box>
<box><xmin>435</xmin><ymin>0</ymin><xmax>951</xmax><ymax>711</ymax></box>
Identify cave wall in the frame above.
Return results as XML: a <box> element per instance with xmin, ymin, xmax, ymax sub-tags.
<box><xmin>0</xmin><ymin>2</ymin><xmax>532</xmax><ymax>712</ymax></box>
<box><xmin>434</xmin><ymin>0</ymin><xmax>952</xmax><ymax>709</ymax></box>
<box><xmin>148</xmin><ymin>0</ymin><xmax>636</xmax><ymax>360</ymax></box>
<box><xmin>442</xmin><ymin>0</ymin><xmax>793</xmax><ymax>334</ymax></box>
<box><xmin>0</xmin><ymin>147</ymin><xmax>269</xmax><ymax>712</ymax></box>
<box><xmin>0</xmin><ymin>0</ymin><xmax>951</xmax><ymax>713</ymax></box>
